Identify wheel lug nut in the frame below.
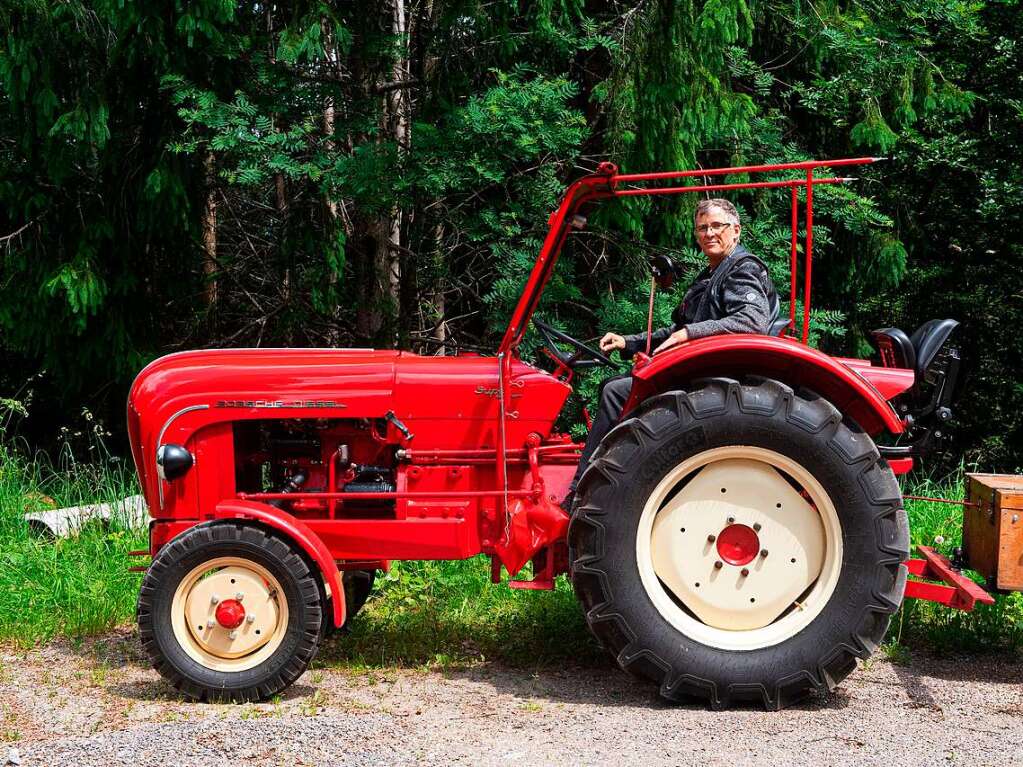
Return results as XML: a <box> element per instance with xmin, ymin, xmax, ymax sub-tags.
<box><xmin>235</xmin><ymin>592</ymin><xmax>244</xmax><ymax>601</ymax></box>
<box><xmin>228</xmin><ymin>630</ymin><xmax>238</xmax><ymax>640</ymax></box>
<box><xmin>206</xmin><ymin>619</ymin><xmax>215</xmax><ymax>629</ymax></box>
<box><xmin>210</xmin><ymin>594</ymin><xmax>220</xmax><ymax>605</ymax></box>
<box><xmin>246</xmin><ymin>614</ymin><xmax>256</xmax><ymax>624</ymax></box>
<box><xmin>741</xmin><ymin>568</ymin><xmax>750</xmax><ymax>577</ymax></box>
<box><xmin>753</xmin><ymin>523</ymin><xmax>762</xmax><ymax>532</ymax></box>
<box><xmin>760</xmin><ymin>549</ymin><xmax>769</xmax><ymax>558</ymax></box>
<box><xmin>714</xmin><ymin>561</ymin><xmax>723</xmax><ymax>569</ymax></box>
<box><xmin>707</xmin><ymin>534</ymin><xmax>716</xmax><ymax>543</ymax></box>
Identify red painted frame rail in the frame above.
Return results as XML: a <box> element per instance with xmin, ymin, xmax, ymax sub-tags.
<box><xmin>905</xmin><ymin>546</ymin><xmax>995</xmax><ymax>611</ymax></box>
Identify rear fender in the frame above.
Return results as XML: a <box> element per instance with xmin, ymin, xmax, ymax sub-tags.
<box><xmin>624</xmin><ymin>335</ymin><xmax>906</xmax><ymax>436</ymax></box>
<box><xmin>213</xmin><ymin>500</ymin><xmax>345</xmax><ymax>628</ymax></box>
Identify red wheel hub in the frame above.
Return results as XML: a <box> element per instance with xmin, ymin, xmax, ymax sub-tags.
<box><xmin>215</xmin><ymin>599</ymin><xmax>246</xmax><ymax>629</ymax></box>
<box><xmin>716</xmin><ymin>524</ymin><xmax>760</xmax><ymax>566</ymax></box>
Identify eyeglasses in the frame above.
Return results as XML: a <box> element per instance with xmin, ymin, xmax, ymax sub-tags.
<box><xmin>696</xmin><ymin>221</ymin><xmax>735</xmax><ymax>235</ymax></box>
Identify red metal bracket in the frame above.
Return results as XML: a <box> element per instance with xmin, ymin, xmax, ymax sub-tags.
<box><xmin>509</xmin><ymin>544</ymin><xmax>562</xmax><ymax>590</ymax></box>
<box><xmin>904</xmin><ymin>545</ymin><xmax>995</xmax><ymax>611</ymax></box>
<box><xmin>540</xmin><ymin>347</ymin><xmax>573</xmax><ymax>381</ymax></box>
<box><xmin>888</xmin><ymin>457</ymin><xmax>913</xmax><ymax>475</ymax></box>
<box><xmin>337</xmin><ymin>559</ymin><xmax>390</xmax><ymax>572</ymax></box>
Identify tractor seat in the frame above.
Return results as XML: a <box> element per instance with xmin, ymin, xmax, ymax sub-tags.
<box><xmin>910</xmin><ymin>319</ymin><xmax>959</xmax><ymax>379</ymax></box>
<box><xmin>870</xmin><ymin>327</ymin><xmax>916</xmax><ymax>371</ymax></box>
<box><xmin>871</xmin><ymin>319</ymin><xmax>960</xmax><ymax>378</ymax></box>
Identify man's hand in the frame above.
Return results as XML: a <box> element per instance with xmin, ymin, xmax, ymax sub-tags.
<box><xmin>653</xmin><ymin>328</ymin><xmax>689</xmax><ymax>354</ymax></box>
<box><xmin>599</xmin><ymin>332</ymin><xmax>626</xmax><ymax>353</ymax></box>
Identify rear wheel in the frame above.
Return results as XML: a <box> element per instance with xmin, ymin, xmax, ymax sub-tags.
<box><xmin>569</xmin><ymin>377</ymin><xmax>909</xmax><ymax>709</ymax></box>
<box><xmin>137</xmin><ymin>521</ymin><xmax>322</xmax><ymax>702</ymax></box>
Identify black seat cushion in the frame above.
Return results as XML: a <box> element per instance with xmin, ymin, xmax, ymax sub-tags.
<box><xmin>870</xmin><ymin>327</ymin><xmax>916</xmax><ymax>370</ymax></box>
<box><xmin>910</xmin><ymin>319</ymin><xmax>959</xmax><ymax>378</ymax></box>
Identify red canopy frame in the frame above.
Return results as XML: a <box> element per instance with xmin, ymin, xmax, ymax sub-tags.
<box><xmin>498</xmin><ymin>157</ymin><xmax>881</xmax><ymax>354</ymax></box>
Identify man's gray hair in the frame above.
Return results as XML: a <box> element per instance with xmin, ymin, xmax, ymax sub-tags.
<box><xmin>695</xmin><ymin>198</ymin><xmax>741</xmax><ymax>227</ymax></box>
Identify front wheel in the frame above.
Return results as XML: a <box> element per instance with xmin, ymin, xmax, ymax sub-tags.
<box><xmin>137</xmin><ymin>522</ymin><xmax>323</xmax><ymax>702</ymax></box>
<box><xmin>569</xmin><ymin>377</ymin><xmax>909</xmax><ymax>709</ymax></box>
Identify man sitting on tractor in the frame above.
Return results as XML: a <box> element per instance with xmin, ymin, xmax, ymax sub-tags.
<box><xmin>566</xmin><ymin>198</ymin><xmax>779</xmax><ymax>507</ymax></box>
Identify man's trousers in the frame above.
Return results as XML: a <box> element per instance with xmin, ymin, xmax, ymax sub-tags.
<box><xmin>570</xmin><ymin>374</ymin><xmax>633</xmax><ymax>491</ymax></box>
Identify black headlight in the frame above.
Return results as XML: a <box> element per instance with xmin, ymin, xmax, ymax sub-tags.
<box><xmin>156</xmin><ymin>443</ymin><xmax>194</xmax><ymax>481</ymax></box>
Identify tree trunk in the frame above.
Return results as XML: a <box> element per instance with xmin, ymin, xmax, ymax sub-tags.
<box><xmin>202</xmin><ymin>150</ymin><xmax>218</xmax><ymax>315</ymax></box>
<box><xmin>322</xmin><ymin>16</ymin><xmax>342</xmax><ymax>346</ymax></box>
<box><xmin>431</xmin><ymin>221</ymin><xmax>446</xmax><ymax>354</ymax></box>
<box><xmin>371</xmin><ymin>0</ymin><xmax>408</xmax><ymax>343</ymax></box>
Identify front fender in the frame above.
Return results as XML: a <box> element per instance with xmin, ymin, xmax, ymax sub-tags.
<box><xmin>213</xmin><ymin>500</ymin><xmax>346</xmax><ymax>628</ymax></box>
<box><xmin>624</xmin><ymin>335</ymin><xmax>905</xmax><ymax>436</ymax></box>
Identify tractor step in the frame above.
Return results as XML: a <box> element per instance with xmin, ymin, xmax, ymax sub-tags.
<box><xmin>904</xmin><ymin>545</ymin><xmax>995</xmax><ymax>611</ymax></box>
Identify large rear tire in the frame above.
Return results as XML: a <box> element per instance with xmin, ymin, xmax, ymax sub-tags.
<box><xmin>137</xmin><ymin>521</ymin><xmax>323</xmax><ymax>702</ymax></box>
<box><xmin>568</xmin><ymin>377</ymin><xmax>909</xmax><ymax>709</ymax></box>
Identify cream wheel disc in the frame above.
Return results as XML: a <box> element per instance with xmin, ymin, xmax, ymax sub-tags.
<box><xmin>170</xmin><ymin>557</ymin><xmax>289</xmax><ymax>672</ymax></box>
<box><xmin>636</xmin><ymin>446</ymin><xmax>843</xmax><ymax>651</ymax></box>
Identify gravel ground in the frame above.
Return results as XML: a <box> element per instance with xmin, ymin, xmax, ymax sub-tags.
<box><xmin>1</xmin><ymin>628</ymin><xmax>1020</xmax><ymax>767</ymax></box>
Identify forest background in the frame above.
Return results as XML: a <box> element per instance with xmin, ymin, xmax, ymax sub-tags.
<box><xmin>1</xmin><ymin>0</ymin><xmax>1021</xmax><ymax>471</ymax></box>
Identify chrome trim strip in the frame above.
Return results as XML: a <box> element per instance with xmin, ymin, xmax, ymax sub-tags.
<box><xmin>156</xmin><ymin>404</ymin><xmax>209</xmax><ymax>509</ymax></box>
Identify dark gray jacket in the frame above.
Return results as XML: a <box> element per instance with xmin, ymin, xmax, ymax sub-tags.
<box><xmin>623</xmin><ymin>244</ymin><xmax>778</xmax><ymax>357</ymax></box>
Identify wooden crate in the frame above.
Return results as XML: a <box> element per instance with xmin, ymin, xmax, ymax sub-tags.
<box><xmin>963</xmin><ymin>473</ymin><xmax>1023</xmax><ymax>591</ymax></box>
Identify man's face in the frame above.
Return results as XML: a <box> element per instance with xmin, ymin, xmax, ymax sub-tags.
<box><xmin>695</xmin><ymin>207</ymin><xmax>740</xmax><ymax>261</ymax></box>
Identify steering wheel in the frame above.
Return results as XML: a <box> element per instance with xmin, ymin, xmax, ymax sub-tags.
<box><xmin>533</xmin><ymin>318</ymin><xmax>621</xmax><ymax>370</ymax></box>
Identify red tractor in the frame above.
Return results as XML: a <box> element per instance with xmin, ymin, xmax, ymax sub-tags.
<box><xmin>129</xmin><ymin>158</ymin><xmax>977</xmax><ymax>709</ymax></box>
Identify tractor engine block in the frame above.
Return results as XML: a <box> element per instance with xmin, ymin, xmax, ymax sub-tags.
<box><xmin>232</xmin><ymin>418</ymin><xmax>397</xmax><ymax>519</ymax></box>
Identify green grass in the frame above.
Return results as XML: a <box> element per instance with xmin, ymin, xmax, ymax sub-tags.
<box><xmin>0</xmin><ymin>437</ymin><xmax>1020</xmax><ymax>666</ymax></box>
<box><xmin>322</xmin><ymin>558</ymin><xmax>603</xmax><ymax>670</ymax></box>
<box><xmin>0</xmin><ymin>440</ymin><xmax>146</xmax><ymax>644</ymax></box>
<box><xmin>894</xmin><ymin>471</ymin><xmax>1023</xmax><ymax>655</ymax></box>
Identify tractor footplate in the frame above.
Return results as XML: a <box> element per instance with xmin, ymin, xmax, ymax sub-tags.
<box><xmin>904</xmin><ymin>546</ymin><xmax>995</xmax><ymax>611</ymax></box>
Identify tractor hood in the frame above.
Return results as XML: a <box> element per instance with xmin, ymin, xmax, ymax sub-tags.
<box><xmin>128</xmin><ymin>347</ymin><xmax>400</xmax><ymax>417</ymax></box>
<box><xmin>127</xmin><ymin>348</ymin><xmax>402</xmax><ymax>507</ymax></box>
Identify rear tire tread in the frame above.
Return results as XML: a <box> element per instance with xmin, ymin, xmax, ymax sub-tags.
<box><xmin>569</xmin><ymin>377</ymin><xmax>909</xmax><ymax>710</ymax></box>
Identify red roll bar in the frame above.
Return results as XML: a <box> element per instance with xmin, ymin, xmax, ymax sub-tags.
<box><xmin>498</xmin><ymin>157</ymin><xmax>882</xmax><ymax>355</ymax></box>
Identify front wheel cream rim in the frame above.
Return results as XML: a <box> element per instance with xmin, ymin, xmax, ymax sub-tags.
<box><xmin>636</xmin><ymin>446</ymin><xmax>843</xmax><ymax>651</ymax></box>
<box><xmin>170</xmin><ymin>557</ymin><xmax>289</xmax><ymax>672</ymax></box>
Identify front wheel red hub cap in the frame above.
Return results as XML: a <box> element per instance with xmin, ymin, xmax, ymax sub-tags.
<box><xmin>214</xmin><ymin>599</ymin><xmax>246</xmax><ymax>629</ymax></box>
<box><xmin>716</xmin><ymin>523</ymin><xmax>760</xmax><ymax>566</ymax></box>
